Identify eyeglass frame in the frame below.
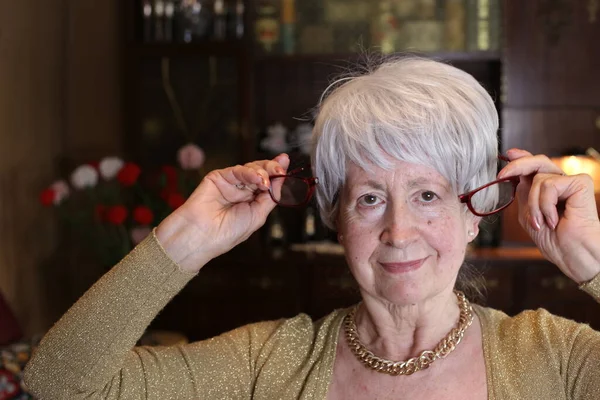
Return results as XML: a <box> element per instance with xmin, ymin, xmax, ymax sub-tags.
<box><xmin>458</xmin><ymin>155</ymin><xmax>520</xmax><ymax>217</ymax></box>
<box><xmin>268</xmin><ymin>167</ymin><xmax>319</xmax><ymax>208</ymax></box>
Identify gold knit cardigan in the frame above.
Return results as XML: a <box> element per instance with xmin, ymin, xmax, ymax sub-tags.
<box><xmin>23</xmin><ymin>232</ymin><xmax>600</xmax><ymax>399</ymax></box>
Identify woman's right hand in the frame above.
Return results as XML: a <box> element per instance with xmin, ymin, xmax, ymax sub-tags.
<box><xmin>155</xmin><ymin>153</ymin><xmax>290</xmax><ymax>272</ymax></box>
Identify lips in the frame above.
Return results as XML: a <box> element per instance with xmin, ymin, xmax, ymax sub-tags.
<box><xmin>379</xmin><ymin>257</ymin><xmax>428</xmax><ymax>273</ymax></box>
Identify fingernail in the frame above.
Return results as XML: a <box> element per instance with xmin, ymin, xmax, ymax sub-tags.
<box><xmin>275</xmin><ymin>167</ymin><xmax>285</xmax><ymax>175</ymax></box>
<box><xmin>262</xmin><ymin>177</ymin><xmax>269</xmax><ymax>188</ymax></box>
<box><xmin>531</xmin><ymin>215</ymin><xmax>541</xmax><ymax>231</ymax></box>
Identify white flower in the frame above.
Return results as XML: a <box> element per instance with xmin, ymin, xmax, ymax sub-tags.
<box><xmin>99</xmin><ymin>157</ymin><xmax>125</xmax><ymax>180</ymax></box>
<box><xmin>177</xmin><ymin>143</ymin><xmax>205</xmax><ymax>170</ymax></box>
<box><xmin>294</xmin><ymin>123</ymin><xmax>313</xmax><ymax>155</ymax></box>
<box><xmin>260</xmin><ymin>122</ymin><xmax>290</xmax><ymax>153</ymax></box>
<box><xmin>50</xmin><ymin>180</ymin><xmax>70</xmax><ymax>204</ymax></box>
<box><xmin>70</xmin><ymin>164</ymin><xmax>99</xmax><ymax>189</ymax></box>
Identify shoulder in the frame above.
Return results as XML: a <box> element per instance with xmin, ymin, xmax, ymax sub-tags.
<box><xmin>216</xmin><ymin>308</ymin><xmax>349</xmax><ymax>354</ymax></box>
<box><xmin>475</xmin><ymin>304</ymin><xmax>598</xmax><ymax>357</ymax></box>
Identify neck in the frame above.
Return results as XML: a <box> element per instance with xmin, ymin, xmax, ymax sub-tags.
<box><xmin>354</xmin><ymin>289</ymin><xmax>460</xmax><ymax>361</ymax></box>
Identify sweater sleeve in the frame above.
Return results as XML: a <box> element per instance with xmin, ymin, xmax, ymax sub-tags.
<box><xmin>23</xmin><ymin>232</ymin><xmax>282</xmax><ymax>400</ymax></box>
<box><xmin>563</xmin><ymin>272</ymin><xmax>600</xmax><ymax>399</ymax></box>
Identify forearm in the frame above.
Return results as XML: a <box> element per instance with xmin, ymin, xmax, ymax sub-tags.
<box><xmin>24</xmin><ymin>232</ymin><xmax>196</xmax><ymax>399</ymax></box>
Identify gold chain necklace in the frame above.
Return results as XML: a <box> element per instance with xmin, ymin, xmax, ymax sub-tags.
<box><xmin>343</xmin><ymin>291</ymin><xmax>474</xmax><ymax>376</ymax></box>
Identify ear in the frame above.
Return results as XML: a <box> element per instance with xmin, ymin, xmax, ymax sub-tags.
<box><xmin>467</xmin><ymin>216</ymin><xmax>482</xmax><ymax>243</ymax></box>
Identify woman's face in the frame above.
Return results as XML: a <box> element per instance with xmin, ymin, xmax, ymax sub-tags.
<box><xmin>337</xmin><ymin>158</ymin><xmax>479</xmax><ymax>306</ymax></box>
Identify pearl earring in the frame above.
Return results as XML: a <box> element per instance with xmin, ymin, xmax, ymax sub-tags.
<box><xmin>468</xmin><ymin>231</ymin><xmax>475</xmax><ymax>237</ymax></box>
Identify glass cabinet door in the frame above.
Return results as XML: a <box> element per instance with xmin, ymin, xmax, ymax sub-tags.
<box><xmin>254</xmin><ymin>0</ymin><xmax>502</xmax><ymax>56</ymax></box>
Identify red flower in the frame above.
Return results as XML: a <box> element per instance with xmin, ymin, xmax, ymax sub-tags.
<box><xmin>133</xmin><ymin>205</ymin><xmax>154</xmax><ymax>225</ymax></box>
<box><xmin>0</xmin><ymin>369</ymin><xmax>19</xmax><ymax>397</ymax></box>
<box><xmin>161</xmin><ymin>165</ymin><xmax>178</xmax><ymax>189</ymax></box>
<box><xmin>95</xmin><ymin>204</ymin><xmax>106</xmax><ymax>221</ymax></box>
<box><xmin>117</xmin><ymin>162</ymin><xmax>141</xmax><ymax>187</ymax></box>
<box><xmin>39</xmin><ymin>188</ymin><xmax>56</xmax><ymax>206</ymax></box>
<box><xmin>106</xmin><ymin>205</ymin><xmax>128</xmax><ymax>225</ymax></box>
<box><xmin>167</xmin><ymin>193</ymin><xmax>186</xmax><ymax>210</ymax></box>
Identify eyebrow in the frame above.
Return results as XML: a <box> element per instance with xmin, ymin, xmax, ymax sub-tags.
<box><xmin>360</xmin><ymin>177</ymin><xmax>446</xmax><ymax>191</ymax></box>
<box><xmin>406</xmin><ymin>177</ymin><xmax>445</xmax><ymax>188</ymax></box>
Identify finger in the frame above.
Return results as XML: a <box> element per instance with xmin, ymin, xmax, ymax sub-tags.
<box><xmin>220</xmin><ymin>165</ymin><xmax>265</xmax><ymax>189</ymax></box>
<box><xmin>539</xmin><ymin>174</ymin><xmax>597</xmax><ymax>227</ymax></box>
<box><xmin>498</xmin><ymin>154</ymin><xmax>563</xmax><ymax>179</ymax></box>
<box><xmin>273</xmin><ymin>153</ymin><xmax>290</xmax><ymax>172</ymax></box>
<box><xmin>526</xmin><ymin>173</ymin><xmax>545</xmax><ymax>231</ymax></box>
<box><xmin>537</xmin><ymin>175</ymin><xmax>561</xmax><ymax>230</ymax></box>
<box><xmin>245</xmin><ymin>156</ymin><xmax>291</xmax><ymax>183</ymax></box>
<box><xmin>505</xmin><ymin>148</ymin><xmax>533</xmax><ymax>160</ymax></box>
<box><xmin>250</xmin><ymin>189</ymin><xmax>278</xmax><ymax>216</ymax></box>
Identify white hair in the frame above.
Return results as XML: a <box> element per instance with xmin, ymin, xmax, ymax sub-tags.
<box><xmin>311</xmin><ymin>56</ymin><xmax>499</xmax><ymax>230</ymax></box>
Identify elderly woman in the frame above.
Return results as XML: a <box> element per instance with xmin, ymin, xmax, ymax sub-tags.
<box><xmin>25</xmin><ymin>57</ymin><xmax>600</xmax><ymax>399</ymax></box>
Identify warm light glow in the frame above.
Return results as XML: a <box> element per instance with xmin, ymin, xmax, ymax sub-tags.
<box><xmin>551</xmin><ymin>156</ymin><xmax>600</xmax><ymax>193</ymax></box>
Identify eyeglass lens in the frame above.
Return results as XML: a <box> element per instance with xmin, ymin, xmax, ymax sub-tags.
<box><xmin>270</xmin><ymin>176</ymin><xmax>311</xmax><ymax>206</ymax></box>
<box><xmin>470</xmin><ymin>180</ymin><xmax>515</xmax><ymax>214</ymax></box>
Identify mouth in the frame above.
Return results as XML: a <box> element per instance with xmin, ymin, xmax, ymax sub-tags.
<box><xmin>379</xmin><ymin>257</ymin><xmax>428</xmax><ymax>274</ymax></box>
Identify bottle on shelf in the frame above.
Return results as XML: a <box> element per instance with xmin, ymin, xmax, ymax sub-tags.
<box><xmin>142</xmin><ymin>0</ymin><xmax>153</xmax><ymax>42</ymax></box>
<box><xmin>371</xmin><ymin>0</ymin><xmax>400</xmax><ymax>54</ymax></box>
<box><xmin>176</xmin><ymin>0</ymin><xmax>212</xmax><ymax>43</ymax></box>
<box><xmin>466</xmin><ymin>0</ymin><xmax>501</xmax><ymax>51</ymax></box>
<box><xmin>255</xmin><ymin>0</ymin><xmax>280</xmax><ymax>53</ymax></box>
<box><xmin>281</xmin><ymin>0</ymin><xmax>296</xmax><ymax>54</ymax></box>
<box><xmin>233</xmin><ymin>0</ymin><xmax>245</xmax><ymax>39</ymax></box>
<box><xmin>154</xmin><ymin>0</ymin><xmax>166</xmax><ymax>42</ymax></box>
<box><xmin>301</xmin><ymin>205</ymin><xmax>317</xmax><ymax>243</ymax></box>
<box><xmin>164</xmin><ymin>0</ymin><xmax>175</xmax><ymax>42</ymax></box>
<box><xmin>264</xmin><ymin>208</ymin><xmax>287</xmax><ymax>258</ymax></box>
<box><xmin>445</xmin><ymin>0</ymin><xmax>467</xmax><ymax>51</ymax></box>
<box><xmin>213</xmin><ymin>0</ymin><xmax>227</xmax><ymax>40</ymax></box>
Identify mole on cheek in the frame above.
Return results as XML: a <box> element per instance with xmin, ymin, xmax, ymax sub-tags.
<box><xmin>427</xmin><ymin>220</ymin><xmax>432</xmax><ymax>225</ymax></box>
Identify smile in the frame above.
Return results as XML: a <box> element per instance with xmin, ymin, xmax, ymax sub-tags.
<box><xmin>379</xmin><ymin>257</ymin><xmax>428</xmax><ymax>274</ymax></box>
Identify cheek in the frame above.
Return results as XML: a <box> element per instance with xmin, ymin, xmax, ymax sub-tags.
<box><xmin>424</xmin><ymin>214</ymin><xmax>467</xmax><ymax>258</ymax></box>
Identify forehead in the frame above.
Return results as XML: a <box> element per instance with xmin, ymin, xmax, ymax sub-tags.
<box><xmin>345</xmin><ymin>159</ymin><xmax>450</xmax><ymax>188</ymax></box>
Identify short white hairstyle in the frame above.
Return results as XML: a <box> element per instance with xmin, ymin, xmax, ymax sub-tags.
<box><xmin>311</xmin><ymin>56</ymin><xmax>499</xmax><ymax>230</ymax></box>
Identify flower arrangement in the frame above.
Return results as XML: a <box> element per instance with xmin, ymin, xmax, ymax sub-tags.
<box><xmin>40</xmin><ymin>143</ymin><xmax>206</xmax><ymax>269</ymax></box>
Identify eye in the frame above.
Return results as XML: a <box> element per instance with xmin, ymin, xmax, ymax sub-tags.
<box><xmin>358</xmin><ymin>194</ymin><xmax>382</xmax><ymax>207</ymax></box>
<box><xmin>420</xmin><ymin>191</ymin><xmax>438</xmax><ymax>203</ymax></box>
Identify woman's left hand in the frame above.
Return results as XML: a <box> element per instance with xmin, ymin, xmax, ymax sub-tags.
<box><xmin>498</xmin><ymin>148</ymin><xmax>600</xmax><ymax>284</ymax></box>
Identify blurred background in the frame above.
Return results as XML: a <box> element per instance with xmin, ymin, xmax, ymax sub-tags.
<box><xmin>1</xmin><ymin>0</ymin><xmax>600</xmax><ymax>345</ymax></box>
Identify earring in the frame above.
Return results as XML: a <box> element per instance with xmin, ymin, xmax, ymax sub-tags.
<box><xmin>468</xmin><ymin>231</ymin><xmax>475</xmax><ymax>237</ymax></box>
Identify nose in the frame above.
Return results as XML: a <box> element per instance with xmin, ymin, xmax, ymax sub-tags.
<box><xmin>380</xmin><ymin>201</ymin><xmax>419</xmax><ymax>248</ymax></box>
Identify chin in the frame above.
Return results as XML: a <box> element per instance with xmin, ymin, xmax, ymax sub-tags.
<box><xmin>375</xmin><ymin>281</ymin><xmax>432</xmax><ymax>306</ymax></box>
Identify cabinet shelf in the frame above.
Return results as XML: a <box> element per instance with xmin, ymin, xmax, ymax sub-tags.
<box><xmin>127</xmin><ymin>40</ymin><xmax>247</xmax><ymax>58</ymax></box>
<box><xmin>254</xmin><ymin>50</ymin><xmax>501</xmax><ymax>64</ymax></box>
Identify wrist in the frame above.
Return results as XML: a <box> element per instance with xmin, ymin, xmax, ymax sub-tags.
<box><xmin>155</xmin><ymin>215</ymin><xmax>215</xmax><ymax>273</ymax></box>
<box><xmin>563</xmin><ymin>236</ymin><xmax>600</xmax><ymax>284</ymax></box>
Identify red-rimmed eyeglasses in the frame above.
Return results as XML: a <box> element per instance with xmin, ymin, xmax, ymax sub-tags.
<box><xmin>268</xmin><ymin>167</ymin><xmax>319</xmax><ymax>207</ymax></box>
<box><xmin>458</xmin><ymin>155</ymin><xmax>519</xmax><ymax>217</ymax></box>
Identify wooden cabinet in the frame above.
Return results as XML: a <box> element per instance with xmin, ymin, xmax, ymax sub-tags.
<box><xmin>502</xmin><ymin>0</ymin><xmax>600</xmax><ymax>155</ymax></box>
<box><xmin>123</xmin><ymin>1</ymin><xmax>600</xmax><ymax>341</ymax></box>
<box><xmin>148</xmin><ymin>245</ymin><xmax>600</xmax><ymax>341</ymax></box>
<box><xmin>504</xmin><ymin>0</ymin><xmax>600</xmax><ymax>108</ymax></box>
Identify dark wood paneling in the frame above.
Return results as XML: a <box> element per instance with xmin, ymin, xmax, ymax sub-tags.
<box><xmin>505</xmin><ymin>0</ymin><xmax>600</xmax><ymax>107</ymax></box>
<box><xmin>502</xmin><ymin>108</ymin><xmax>600</xmax><ymax>155</ymax></box>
